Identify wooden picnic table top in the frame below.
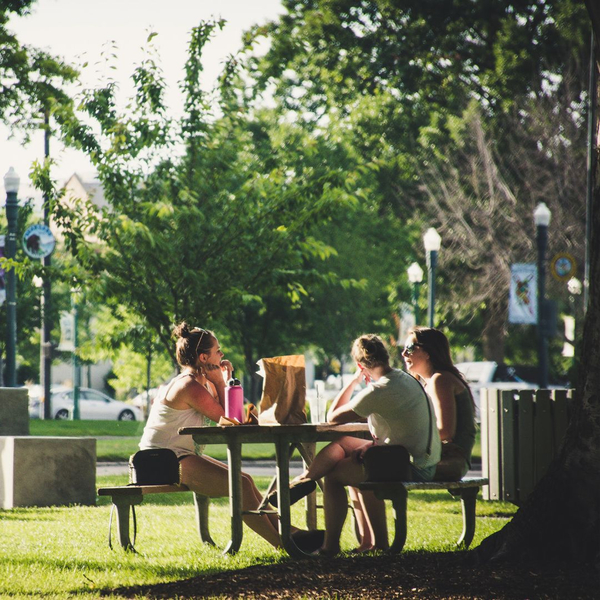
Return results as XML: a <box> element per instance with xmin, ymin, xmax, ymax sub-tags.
<box><xmin>179</xmin><ymin>421</ymin><xmax>371</xmax><ymax>443</ymax></box>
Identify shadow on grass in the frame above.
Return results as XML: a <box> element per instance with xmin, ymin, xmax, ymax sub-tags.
<box><xmin>104</xmin><ymin>550</ymin><xmax>598</xmax><ymax>599</ymax></box>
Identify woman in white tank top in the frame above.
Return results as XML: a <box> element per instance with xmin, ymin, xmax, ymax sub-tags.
<box><xmin>139</xmin><ymin>322</ymin><xmax>281</xmax><ymax>548</ymax></box>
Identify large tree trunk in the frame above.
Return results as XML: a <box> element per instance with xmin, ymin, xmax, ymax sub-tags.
<box><xmin>475</xmin><ymin>28</ymin><xmax>600</xmax><ymax>566</ymax></box>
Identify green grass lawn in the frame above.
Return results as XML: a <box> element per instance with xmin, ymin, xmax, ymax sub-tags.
<box><xmin>0</xmin><ymin>473</ymin><xmax>516</xmax><ymax>598</ymax></box>
<box><xmin>29</xmin><ymin>420</ymin><xmax>280</xmax><ymax>462</ymax></box>
<box><xmin>8</xmin><ymin>422</ymin><xmax>498</xmax><ymax>597</ymax></box>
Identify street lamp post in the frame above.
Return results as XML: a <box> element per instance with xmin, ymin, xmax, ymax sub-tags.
<box><xmin>42</xmin><ymin>110</ymin><xmax>53</xmax><ymax>419</ymax></box>
<box><xmin>33</xmin><ymin>276</ymin><xmax>45</xmax><ymax>417</ymax></box>
<box><xmin>4</xmin><ymin>167</ymin><xmax>20</xmax><ymax>387</ymax></box>
<box><xmin>534</xmin><ymin>202</ymin><xmax>551</xmax><ymax>389</ymax></box>
<box><xmin>566</xmin><ymin>276</ymin><xmax>582</xmax><ymax>364</ymax></box>
<box><xmin>407</xmin><ymin>262</ymin><xmax>424</xmax><ymax>325</ymax></box>
<box><xmin>71</xmin><ymin>289</ymin><xmax>81</xmax><ymax>420</ymax></box>
<box><xmin>423</xmin><ymin>227</ymin><xmax>442</xmax><ymax>329</ymax></box>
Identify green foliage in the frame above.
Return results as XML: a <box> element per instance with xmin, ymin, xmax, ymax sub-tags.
<box><xmin>48</xmin><ymin>23</ymin><xmax>346</xmax><ymax>360</ymax></box>
<box><xmin>40</xmin><ymin>19</ymin><xmax>414</xmax><ymax>395</ymax></box>
<box><xmin>253</xmin><ymin>0</ymin><xmax>589</xmax><ymax>118</ymax></box>
<box><xmin>246</xmin><ymin>0</ymin><xmax>589</xmax><ymax>369</ymax></box>
<box><xmin>301</xmin><ymin>194</ymin><xmax>414</xmax><ymax>360</ymax></box>
<box><xmin>18</xmin><ymin>2</ymin><xmax>587</xmax><ymax>387</ymax></box>
<box><xmin>0</xmin><ymin>1</ymin><xmax>77</xmax><ymax>136</ymax></box>
<box><xmin>77</xmin><ymin>306</ymin><xmax>175</xmax><ymax>398</ymax></box>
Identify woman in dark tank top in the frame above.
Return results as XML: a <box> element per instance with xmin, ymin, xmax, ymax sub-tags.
<box><xmin>402</xmin><ymin>326</ymin><xmax>477</xmax><ymax>481</ymax></box>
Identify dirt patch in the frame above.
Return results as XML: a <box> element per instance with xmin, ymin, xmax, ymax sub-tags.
<box><xmin>109</xmin><ymin>552</ymin><xmax>598</xmax><ymax>599</ymax></box>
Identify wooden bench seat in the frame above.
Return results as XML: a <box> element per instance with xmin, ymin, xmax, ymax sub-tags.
<box><xmin>98</xmin><ymin>484</ymin><xmax>214</xmax><ymax>551</ymax></box>
<box><xmin>357</xmin><ymin>477</ymin><xmax>488</xmax><ymax>553</ymax></box>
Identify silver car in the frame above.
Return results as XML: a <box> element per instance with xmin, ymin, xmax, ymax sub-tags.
<box><xmin>49</xmin><ymin>388</ymin><xmax>142</xmax><ymax>421</ymax></box>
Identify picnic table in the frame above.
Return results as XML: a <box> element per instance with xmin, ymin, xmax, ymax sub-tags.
<box><xmin>178</xmin><ymin>422</ymin><xmax>370</xmax><ymax>558</ymax></box>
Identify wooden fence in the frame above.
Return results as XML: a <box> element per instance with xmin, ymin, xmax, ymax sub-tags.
<box><xmin>480</xmin><ymin>388</ymin><xmax>573</xmax><ymax>505</ymax></box>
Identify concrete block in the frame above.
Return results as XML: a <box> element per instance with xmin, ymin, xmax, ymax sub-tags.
<box><xmin>0</xmin><ymin>388</ymin><xmax>29</xmax><ymax>435</ymax></box>
<box><xmin>0</xmin><ymin>436</ymin><xmax>96</xmax><ymax>508</ymax></box>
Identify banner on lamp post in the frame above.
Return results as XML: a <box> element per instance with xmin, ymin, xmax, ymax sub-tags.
<box><xmin>508</xmin><ymin>264</ymin><xmax>538</xmax><ymax>325</ymax></box>
<box><xmin>0</xmin><ymin>235</ymin><xmax>5</xmax><ymax>306</ymax></box>
<box><xmin>57</xmin><ymin>310</ymin><xmax>75</xmax><ymax>352</ymax></box>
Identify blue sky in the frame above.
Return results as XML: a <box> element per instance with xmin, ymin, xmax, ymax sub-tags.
<box><xmin>1</xmin><ymin>0</ymin><xmax>284</xmax><ymax>203</ymax></box>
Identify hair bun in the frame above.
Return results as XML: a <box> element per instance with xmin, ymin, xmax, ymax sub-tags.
<box><xmin>173</xmin><ymin>321</ymin><xmax>191</xmax><ymax>339</ymax></box>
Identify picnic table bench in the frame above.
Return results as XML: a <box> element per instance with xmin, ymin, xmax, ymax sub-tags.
<box><xmin>358</xmin><ymin>476</ymin><xmax>489</xmax><ymax>553</ymax></box>
<box><xmin>97</xmin><ymin>484</ymin><xmax>215</xmax><ymax>551</ymax></box>
<box><xmin>99</xmin><ymin>476</ymin><xmax>488</xmax><ymax>554</ymax></box>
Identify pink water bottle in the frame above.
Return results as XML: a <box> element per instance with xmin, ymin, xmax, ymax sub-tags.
<box><xmin>225</xmin><ymin>375</ymin><xmax>244</xmax><ymax>422</ymax></box>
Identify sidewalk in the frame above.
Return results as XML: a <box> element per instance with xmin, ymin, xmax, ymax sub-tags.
<box><xmin>96</xmin><ymin>460</ymin><xmax>306</xmax><ymax>478</ymax></box>
<box><xmin>97</xmin><ymin>459</ymin><xmax>482</xmax><ymax>478</ymax></box>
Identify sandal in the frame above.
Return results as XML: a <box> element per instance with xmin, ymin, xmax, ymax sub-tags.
<box><xmin>266</xmin><ymin>478</ymin><xmax>316</xmax><ymax>508</ymax></box>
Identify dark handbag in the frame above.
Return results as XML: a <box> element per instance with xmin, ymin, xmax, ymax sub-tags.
<box><xmin>128</xmin><ymin>448</ymin><xmax>181</xmax><ymax>485</ymax></box>
<box><xmin>362</xmin><ymin>444</ymin><xmax>411</xmax><ymax>483</ymax></box>
<box><xmin>433</xmin><ymin>442</ymin><xmax>469</xmax><ymax>481</ymax></box>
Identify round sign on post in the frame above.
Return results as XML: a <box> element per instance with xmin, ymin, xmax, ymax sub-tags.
<box><xmin>22</xmin><ymin>224</ymin><xmax>55</xmax><ymax>259</ymax></box>
<box><xmin>550</xmin><ymin>252</ymin><xmax>576</xmax><ymax>282</ymax></box>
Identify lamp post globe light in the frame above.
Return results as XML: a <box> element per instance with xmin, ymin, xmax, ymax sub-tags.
<box><xmin>534</xmin><ymin>202</ymin><xmax>551</xmax><ymax>389</ymax></box>
<box><xmin>4</xmin><ymin>167</ymin><xmax>20</xmax><ymax>387</ymax></box>
<box><xmin>567</xmin><ymin>276</ymin><xmax>582</xmax><ymax>297</ymax></box>
<box><xmin>407</xmin><ymin>262</ymin><xmax>424</xmax><ymax>325</ymax></box>
<box><xmin>566</xmin><ymin>276</ymin><xmax>583</xmax><ymax>363</ymax></box>
<box><xmin>423</xmin><ymin>227</ymin><xmax>442</xmax><ymax>329</ymax></box>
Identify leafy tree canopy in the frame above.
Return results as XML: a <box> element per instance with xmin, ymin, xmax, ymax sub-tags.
<box><xmin>37</xmin><ymin>21</ymin><xmax>366</xmax><ymax>375</ymax></box>
<box><xmin>250</xmin><ymin>0</ymin><xmax>588</xmax><ymax>120</ymax></box>
<box><xmin>242</xmin><ymin>0</ymin><xmax>590</xmax><ymax>370</ymax></box>
<box><xmin>0</xmin><ymin>0</ymin><xmax>77</xmax><ymax>135</ymax></box>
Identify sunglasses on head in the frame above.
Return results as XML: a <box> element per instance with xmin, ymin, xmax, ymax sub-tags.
<box><xmin>193</xmin><ymin>329</ymin><xmax>208</xmax><ymax>356</ymax></box>
<box><xmin>403</xmin><ymin>342</ymin><xmax>422</xmax><ymax>356</ymax></box>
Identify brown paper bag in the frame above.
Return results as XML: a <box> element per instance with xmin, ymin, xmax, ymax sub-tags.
<box><xmin>258</xmin><ymin>355</ymin><xmax>307</xmax><ymax>424</ymax></box>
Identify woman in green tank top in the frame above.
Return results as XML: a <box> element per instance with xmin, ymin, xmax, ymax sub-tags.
<box><xmin>402</xmin><ymin>327</ymin><xmax>477</xmax><ymax>481</ymax></box>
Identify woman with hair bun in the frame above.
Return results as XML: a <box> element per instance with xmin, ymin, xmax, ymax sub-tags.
<box><xmin>139</xmin><ymin>322</ymin><xmax>281</xmax><ymax>548</ymax></box>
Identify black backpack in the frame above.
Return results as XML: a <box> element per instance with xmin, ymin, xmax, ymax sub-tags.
<box><xmin>128</xmin><ymin>448</ymin><xmax>180</xmax><ymax>485</ymax></box>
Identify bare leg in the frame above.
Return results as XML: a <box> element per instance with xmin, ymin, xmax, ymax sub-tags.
<box><xmin>300</xmin><ymin>437</ymin><xmax>371</xmax><ymax>481</ymax></box>
<box><xmin>348</xmin><ymin>486</ymin><xmax>373</xmax><ymax>551</ymax></box>
<box><xmin>357</xmin><ymin>489</ymin><xmax>388</xmax><ymax>550</ymax></box>
<box><xmin>321</xmin><ymin>456</ymin><xmax>366</xmax><ymax>554</ymax></box>
<box><xmin>322</xmin><ymin>476</ymin><xmax>348</xmax><ymax>554</ymax></box>
<box><xmin>180</xmin><ymin>454</ymin><xmax>281</xmax><ymax>548</ymax></box>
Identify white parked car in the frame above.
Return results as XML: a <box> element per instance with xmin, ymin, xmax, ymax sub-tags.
<box><xmin>49</xmin><ymin>388</ymin><xmax>143</xmax><ymax>421</ymax></box>
<box><xmin>27</xmin><ymin>384</ymin><xmax>70</xmax><ymax>419</ymax></box>
<box><xmin>130</xmin><ymin>387</ymin><xmax>160</xmax><ymax>418</ymax></box>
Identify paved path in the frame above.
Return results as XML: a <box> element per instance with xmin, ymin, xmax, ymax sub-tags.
<box><xmin>97</xmin><ymin>460</ymin><xmax>481</xmax><ymax>478</ymax></box>
<box><xmin>97</xmin><ymin>460</ymin><xmax>306</xmax><ymax>478</ymax></box>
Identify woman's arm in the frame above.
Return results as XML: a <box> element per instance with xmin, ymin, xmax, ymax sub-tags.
<box><xmin>327</xmin><ymin>370</ymin><xmax>370</xmax><ymax>424</ymax></box>
<box><xmin>182</xmin><ymin>381</ymin><xmax>225</xmax><ymax>423</ymax></box>
<box><xmin>204</xmin><ymin>362</ymin><xmax>228</xmax><ymax>409</ymax></box>
<box><xmin>327</xmin><ymin>370</ymin><xmax>365</xmax><ymax>420</ymax></box>
<box><xmin>329</xmin><ymin>402</ymin><xmax>363</xmax><ymax>424</ymax></box>
<box><xmin>428</xmin><ymin>372</ymin><xmax>457</xmax><ymax>441</ymax></box>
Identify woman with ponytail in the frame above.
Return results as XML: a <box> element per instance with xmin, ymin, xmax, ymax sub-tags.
<box><xmin>139</xmin><ymin>322</ymin><xmax>281</xmax><ymax>548</ymax></box>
